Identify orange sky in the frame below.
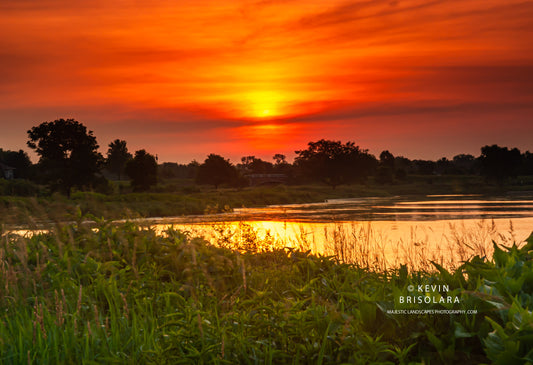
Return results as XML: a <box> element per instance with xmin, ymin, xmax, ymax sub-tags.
<box><xmin>1</xmin><ymin>0</ymin><xmax>532</xmax><ymax>163</ymax></box>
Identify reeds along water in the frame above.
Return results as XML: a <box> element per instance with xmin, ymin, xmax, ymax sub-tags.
<box><xmin>161</xmin><ymin>218</ymin><xmax>524</xmax><ymax>272</ymax></box>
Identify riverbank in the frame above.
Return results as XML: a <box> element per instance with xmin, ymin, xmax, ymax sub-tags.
<box><xmin>1</xmin><ymin>220</ymin><xmax>531</xmax><ymax>363</ymax></box>
<box><xmin>2</xmin><ymin>175</ymin><xmax>532</xmax><ymax>226</ymax></box>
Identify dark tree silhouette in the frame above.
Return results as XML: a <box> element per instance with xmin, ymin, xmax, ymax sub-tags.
<box><xmin>376</xmin><ymin>150</ymin><xmax>395</xmax><ymax>184</ymax></box>
<box><xmin>125</xmin><ymin>149</ymin><xmax>158</xmax><ymax>191</ymax></box>
<box><xmin>294</xmin><ymin>139</ymin><xmax>377</xmax><ymax>188</ymax></box>
<box><xmin>379</xmin><ymin>150</ymin><xmax>395</xmax><ymax>169</ymax></box>
<box><xmin>238</xmin><ymin>156</ymin><xmax>273</xmax><ymax>174</ymax></box>
<box><xmin>452</xmin><ymin>154</ymin><xmax>477</xmax><ymax>174</ymax></box>
<box><xmin>479</xmin><ymin>145</ymin><xmax>522</xmax><ymax>185</ymax></box>
<box><xmin>0</xmin><ymin>149</ymin><xmax>32</xmax><ymax>178</ymax></box>
<box><xmin>273</xmin><ymin>154</ymin><xmax>287</xmax><ymax>165</ymax></box>
<box><xmin>196</xmin><ymin>154</ymin><xmax>237</xmax><ymax>189</ymax></box>
<box><xmin>27</xmin><ymin>118</ymin><xmax>103</xmax><ymax>196</ymax></box>
<box><xmin>106</xmin><ymin>139</ymin><xmax>132</xmax><ymax>180</ymax></box>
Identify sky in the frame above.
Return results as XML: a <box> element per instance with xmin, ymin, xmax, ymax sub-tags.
<box><xmin>1</xmin><ymin>0</ymin><xmax>532</xmax><ymax>163</ymax></box>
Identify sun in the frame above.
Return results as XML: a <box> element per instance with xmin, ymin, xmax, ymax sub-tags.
<box><xmin>245</xmin><ymin>90</ymin><xmax>283</xmax><ymax>119</ymax></box>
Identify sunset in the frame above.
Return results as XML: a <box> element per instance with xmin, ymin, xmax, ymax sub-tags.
<box><xmin>2</xmin><ymin>2</ymin><xmax>533</xmax><ymax>363</ymax></box>
<box><xmin>1</xmin><ymin>0</ymin><xmax>532</xmax><ymax>162</ymax></box>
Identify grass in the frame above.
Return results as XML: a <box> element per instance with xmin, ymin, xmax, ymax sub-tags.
<box><xmin>1</xmin><ymin>215</ymin><xmax>532</xmax><ymax>363</ymax></box>
<box><xmin>2</xmin><ymin>174</ymin><xmax>532</xmax><ymax>226</ymax></box>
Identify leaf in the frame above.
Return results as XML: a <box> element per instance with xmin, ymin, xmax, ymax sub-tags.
<box><xmin>454</xmin><ymin>322</ymin><xmax>474</xmax><ymax>338</ymax></box>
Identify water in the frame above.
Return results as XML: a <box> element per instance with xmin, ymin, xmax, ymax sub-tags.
<box><xmin>151</xmin><ymin>194</ymin><xmax>533</xmax><ymax>269</ymax></box>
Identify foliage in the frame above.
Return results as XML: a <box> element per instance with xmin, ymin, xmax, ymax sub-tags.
<box><xmin>125</xmin><ymin>149</ymin><xmax>158</xmax><ymax>191</ymax></box>
<box><xmin>1</xmin><ymin>216</ymin><xmax>532</xmax><ymax>363</ymax></box>
<box><xmin>294</xmin><ymin>139</ymin><xmax>378</xmax><ymax>188</ymax></box>
<box><xmin>480</xmin><ymin>144</ymin><xmax>522</xmax><ymax>185</ymax></box>
<box><xmin>0</xmin><ymin>148</ymin><xmax>32</xmax><ymax>178</ymax></box>
<box><xmin>106</xmin><ymin>139</ymin><xmax>132</xmax><ymax>180</ymax></box>
<box><xmin>196</xmin><ymin>154</ymin><xmax>238</xmax><ymax>189</ymax></box>
<box><xmin>0</xmin><ymin>178</ymin><xmax>44</xmax><ymax>196</ymax></box>
<box><xmin>26</xmin><ymin>118</ymin><xmax>104</xmax><ymax>196</ymax></box>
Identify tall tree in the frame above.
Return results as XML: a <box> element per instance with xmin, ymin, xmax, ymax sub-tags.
<box><xmin>106</xmin><ymin>139</ymin><xmax>132</xmax><ymax>180</ymax></box>
<box><xmin>27</xmin><ymin>118</ymin><xmax>103</xmax><ymax>196</ymax></box>
<box><xmin>479</xmin><ymin>144</ymin><xmax>522</xmax><ymax>185</ymax></box>
<box><xmin>196</xmin><ymin>154</ymin><xmax>237</xmax><ymax>189</ymax></box>
<box><xmin>294</xmin><ymin>139</ymin><xmax>377</xmax><ymax>188</ymax></box>
<box><xmin>125</xmin><ymin>149</ymin><xmax>158</xmax><ymax>191</ymax></box>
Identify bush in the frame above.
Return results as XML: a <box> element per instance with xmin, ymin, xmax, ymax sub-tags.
<box><xmin>0</xmin><ymin>178</ymin><xmax>44</xmax><ymax>196</ymax></box>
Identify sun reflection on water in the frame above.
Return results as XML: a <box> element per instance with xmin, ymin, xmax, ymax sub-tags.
<box><xmin>153</xmin><ymin>217</ymin><xmax>531</xmax><ymax>271</ymax></box>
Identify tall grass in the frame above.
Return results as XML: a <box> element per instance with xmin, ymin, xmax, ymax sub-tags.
<box><xmin>1</xmin><ymin>216</ymin><xmax>532</xmax><ymax>363</ymax></box>
<box><xmin>177</xmin><ymin>218</ymin><xmax>518</xmax><ymax>272</ymax></box>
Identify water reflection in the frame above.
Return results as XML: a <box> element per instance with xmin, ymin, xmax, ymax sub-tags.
<box><xmin>151</xmin><ymin>195</ymin><xmax>533</xmax><ymax>270</ymax></box>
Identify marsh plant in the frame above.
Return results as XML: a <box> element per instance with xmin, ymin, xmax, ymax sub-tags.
<box><xmin>202</xmin><ymin>218</ymin><xmax>518</xmax><ymax>272</ymax></box>
<box><xmin>1</xmin><ymin>216</ymin><xmax>532</xmax><ymax>364</ymax></box>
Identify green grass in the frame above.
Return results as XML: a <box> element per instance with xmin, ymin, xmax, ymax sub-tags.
<box><xmin>1</xmin><ymin>216</ymin><xmax>532</xmax><ymax>363</ymax></box>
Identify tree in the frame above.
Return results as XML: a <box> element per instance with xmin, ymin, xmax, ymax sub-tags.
<box><xmin>479</xmin><ymin>145</ymin><xmax>522</xmax><ymax>185</ymax></box>
<box><xmin>452</xmin><ymin>154</ymin><xmax>476</xmax><ymax>174</ymax></box>
<box><xmin>238</xmin><ymin>156</ymin><xmax>273</xmax><ymax>174</ymax></box>
<box><xmin>106</xmin><ymin>139</ymin><xmax>132</xmax><ymax>180</ymax></box>
<box><xmin>27</xmin><ymin>118</ymin><xmax>103</xmax><ymax>196</ymax></box>
<box><xmin>125</xmin><ymin>149</ymin><xmax>158</xmax><ymax>191</ymax></box>
<box><xmin>273</xmin><ymin>154</ymin><xmax>287</xmax><ymax>165</ymax></box>
<box><xmin>196</xmin><ymin>154</ymin><xmax>238</xmax><ymax>189</ymax></box>
<box><xmin>0</xmin><ymin>149</ymin><xmax>32</xmax><ymax>178</ymax></box>
<box><xmin>294</xmin><ymin>139</ymin><xmax>377</xmax><ymax>188</ymax></box>
<box><xmin>379</xmin><ymin>150</ymin><xmax>395</xmax><ymax>169</ymax></box>
<box><xmin>376</xmin><ymin>150</ymin><xmax>395</xmax><ymax>184</ymax></box>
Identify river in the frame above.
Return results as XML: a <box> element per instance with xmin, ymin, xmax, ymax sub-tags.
<box><xmin>150</xmin><ymin>194</ymin><xmax>533</xmax><ymax>270</ymax></box>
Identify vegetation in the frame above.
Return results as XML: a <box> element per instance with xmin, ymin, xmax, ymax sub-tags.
<box><xmin>294</xmin><ymin>139</ymin><xmax>378</xmax><ymax>188</ymax></box>
<box><xmin>480</xmin><ymin>145</ymin><xmax>522</xmax><ymax>185</ymax></box>
<box><xmin>1</xmin><ymin>116</ymin><xmax>533</xmax><ymax>200</ymax></box>
<box><xmin>106</xmin><ymin>139</ymin><xmax>132</xmax><ymax>180</ymax></box>
<box><xmin>1</xmin><ymin>217</ymin><xmax>532</xmax><ymax>363</ymax></box>
<box><xmin>2</xmin><ymin>175</ymin><xmax>533</xmax><ymax>227</ymax></box>
<box><xmin>126</xmin><ymin>149</ymin><xmax>158</xmax><ymax>192</ymax></box>
<box><xmin>26</xmin><ymin>119</ymin><xmax>104</xmax><ymax>196</ymax></box>
<box><xmin>196</xmin><ymin>154</ymin><xmax>239</xmax><ymax>189</ymax></box>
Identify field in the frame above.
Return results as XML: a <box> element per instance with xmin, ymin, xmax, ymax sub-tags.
<box><xmin>1</xmin><ymin>216</ymin><xmax>532</xmax><ymax>364</ymax></box>
<box><xmin>2</xmin><ymin>174</ymin><xmax>532</xmax><ymax>227</ymax></box>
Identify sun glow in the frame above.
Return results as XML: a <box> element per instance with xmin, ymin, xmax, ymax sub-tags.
<box><xmin>245</xmin><ymin>90</ymin><xmax>284</xmax><ymax>119</ymax></box>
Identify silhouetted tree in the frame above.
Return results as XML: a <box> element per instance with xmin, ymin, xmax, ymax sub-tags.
<box><xmin>479</xmin><ymin>145</ymin><xmax>522</xmax><ymax>185</ymax></box>
<box><xmin>412</xmin><ymin>160</ymin><xmax>436</xmax><ymax>175</ymax></box>
<box><xmin>273</xmin><ymin>154</ymin><xmax>287</xmax><ymax>165</ymax></box>
<box><xmin>522</xmin><ymin>151</ymin><xmax>533</xmax><ymax>175</ymax></box>
<box><xmin>436</xmin><ymin>157</ymin><xmax>453</xmax><ymax>175</ymax></box>
<box><xmin>106</xmin><ymin>139</ymin><xmax>132</xmax><ymax>180</ymax></box>
<box><xmin>125</xmin><ymin>149</ymin><xmax>158</xmax><ymax>191</ymax></box>
<box><xmin>376</xmin><ymin>150</ymin><xmax>395</xmax><ymax>184</ymax></box>
<box><xmin>27</xmin><ymin>118</ymin><xmax>103</xmax><ymax>196</ymax></box>
<box><xmin>196</xmin><ymin>154</ymin><xmax>237</xmax><ymax>189</ymax></box>
<box><xmin>238</xmin><ymin>156</ymin><xmax>273</xmax><ymax>174</ymax></box>
<box><xmin>379</xmin><ymin>150</ymin><xmax>395</xmax><ymax>169</ymax></box>
<box><xmin>452</xmin><ymin>154</ymin><xmax>477</xmax><ymax>174</ymax></box>
<box><xmin>0</xmin><ymin>149</ymin><xmax>32</xmax><ymax>178</ymax></box>
<box><xmin>294</xmin><ymin>139</ymin><xmax>377</xmax><ymax>188</ymax></box>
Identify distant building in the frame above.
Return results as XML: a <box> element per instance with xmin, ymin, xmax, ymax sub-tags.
<box><xmin>0</xmin><ymin>162</ymin><xmax>15</xmax><ymax>179</ymax></box>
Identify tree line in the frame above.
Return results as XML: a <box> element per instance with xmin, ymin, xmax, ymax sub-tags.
<box><xmin>1</xmin><ymin>118</ymin><xmax>533</xmax><ymax>196</ymax></box>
